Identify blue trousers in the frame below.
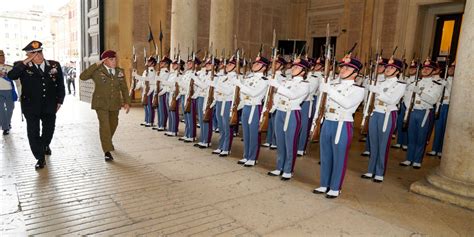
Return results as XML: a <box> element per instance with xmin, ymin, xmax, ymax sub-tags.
<box><xmin>144</xmin><ymin>94</ymin><xmax>154</xmax><ymax>124</ymax></box>
<box><xmin>168</xmin><ymin>94</ymin><xmax>180</xmax><ymax>133</ymax></box>
<box><xmin>0</xmin><ymin>90</ymin><xmax>14</xmax><ymax>130</ymax></box>
<box><xmin>181</xmin><ymin>95</ymin><xmax>197</xmax><ymax>138</ymax></box>
<box><xmin>265</xmin><ymin>112</ymin><xmax>277</xmax><ymax>145</ymax></box>
<box><xmin>242</xmin><ymin>105</ymin><xmax>262</xmax><ymax>161</ymax></box>
<box><xmin>216</xmin><ymin>101</ymin><xmax>233</xmax><ymax>151</ymax></box>
<box><xmin>157</xmin><ymin>94</ymin><xmax>168</xmax><ymax>128</ymax></box>
<box><xmin>406</xmin><ymin>109</ymin><xmax>433</xmax><ymax>163</ymax></box>
<box><xmin>432</xmin><ymin>104</ymin><xmax>449</xmax><ymax>153</ymax></box>
<box><xmin>198</xmin><ymin>97</ymin><xmax>213</xmax><ymax>144</ymax></box>
<box><xmin>368</xmin><ymin>111</ymin><xmax>397</xmax><ymax>176</ymax></box>
<box><xmin>274</xmin><ymin>110</ymin><xmax>301</xmax><ymax>174</ymax></box>
<box><xmin>320</xmin><ymin>120</ymin><xmax>353</xmax><ymax>191</ymax></box>
<box><xmin>396</xmin><ymin>103</ymin><xmax>408</xmax><ymax>146</ymax></box>
<box><xmin>297</xmin><ymin>101</ymin><xmax>311</xmax><ymax>152</ymax></box>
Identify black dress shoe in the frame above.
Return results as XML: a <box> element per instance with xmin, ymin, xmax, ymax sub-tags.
<box><xmin>35</xmin><ymin>158</ymin><xmax>46</xmax><ymax>169</ymax></box>
<box><xmin>104</xmin><ymin>152</ymin><xmax>114</xmax><ymax>161</ymax></box>
<box><xmin>3</xmin><ymin>129</ymin><xmax>9</xmax><ymax>135</ymax></box>
<box><xmin>44</xmin><ymin>146</ymin><xmax>52</xmax><ymax>156</ymax></box>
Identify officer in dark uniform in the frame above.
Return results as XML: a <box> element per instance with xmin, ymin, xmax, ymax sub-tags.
<box><xmin>7</xmin><ymin>40</ymin><xmax>66</xmax><ymax>169</ymax></box>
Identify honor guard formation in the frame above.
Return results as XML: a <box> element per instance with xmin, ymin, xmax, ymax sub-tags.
<box><xmin>1</xmin><ymin>22</ymin><xmax>455</xmax><ymax>199</ymax></box>
<box><xmin>118</xmin><ymin>24</ymin><xmax>455</xmax><ymax>199</ymax></box>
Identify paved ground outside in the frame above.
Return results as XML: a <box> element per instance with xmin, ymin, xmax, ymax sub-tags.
<box><xmin>1</xmin><ymin>96</ymin><xmax>473</xmax><ymax>236</ymax></box>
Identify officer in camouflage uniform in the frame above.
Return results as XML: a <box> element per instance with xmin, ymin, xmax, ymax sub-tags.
<box><xmin>79</xmin><ymin>50</ymin><xmax>131</xmax><ymax>161</ymax></box>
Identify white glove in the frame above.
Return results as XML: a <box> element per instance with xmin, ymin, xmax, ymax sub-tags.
<box><xmin>234</xmin><ymin>80</ymin><xmax>243</xmax><ymax>87</ymax></box>
<box><xmin>132</xmin><ymin>70</ymin><xmax>138</xmax><ymax>78</ymax></box>
<box><xmin>319</xmin><ymin>82</ymin><xmax>330</xmax><ymax>93</ymax></box>
<box><xmin>268</xmin><ymin>79</ymin><xmax>280</xmax><ymax>88</ymax></box>
<box><xmin>412</xmin><ymin>86</ymin><xmax>421</xmax><ymax>94</ymax></box>
<box><xmin>369</xmin><ymin>85</ymin><xmax>380</xmax><ymax>94</ymax></box>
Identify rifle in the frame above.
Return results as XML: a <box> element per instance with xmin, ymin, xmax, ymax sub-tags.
<box><xmin>360</xmin><ymin>41</ymin><xmax>383</xmax><ymax>135</ymax></box>
<box><xmin>184</xmin><ymin>49</ymin><xmax>196</xmax><ymax>113</ymax></box>
<box><xmin>309</xmin><ymin>24</ymin><xmax>332</xmax><ymax>142</ymax></box>
<box><xmin>402</xmin><ymin>58</ymin><xmax>422</xmax><ymax>130</ymax></box>
<box><xmin>170</xmin><ymin>47</ymin><xmax>181</xmax><ymax>112</ymax></box>
<box><xmin>230</xmin><ymin>49</ymin><xmax>241</xmax><ymax>126</ymax></box>
<box><xmin>129</xmin><ymin>45</ymin><xmax>138</xmax><ymax>99</ymax></box>
<box><xmin>142</xmin><ymin>47</ymin><xmax>150</xmax><ymax>106</ymax></box>
<box><xmin>203</xmin><ymin>49</ymin><xmax>216</xmax><ymax>122</ymax></box>
<box><xmin>258</xmin><ymin>29</ymin><xmax>277</xmax><ymax>133</ymax></box>
<box><xmin>230</xmin><ymin>34</ymin><xmax>242</xmax><ymax>126</ymax></box>
<box><xmin>434</xmin><ymin>56</ymin><xmax>450</xmax><ymax>120</ymax></box>
<box><xmin>152</xmin><ymin>21</ymin><xmax>164</xmax><ymax>108</ymax></box>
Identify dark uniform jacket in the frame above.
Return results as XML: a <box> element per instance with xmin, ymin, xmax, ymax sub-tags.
<box><xmin>79</xmin><ymin>64</ymin><xmax>131</xmax><ymax>111</ymax></box>
<box><xmin>7</xmin><ymin>60</ymin><xmax>65</xmax><ymax>115</ymax></box>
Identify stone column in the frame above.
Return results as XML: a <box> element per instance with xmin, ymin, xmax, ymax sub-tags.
<box><xmin>209</xmin><ymin>0</ymin><xmax>235</xmax><ymax>54</ymax></box>
<box><xmin>410</xmin><ymin>0</ymin><xmax>474</xmax><ymax>210</ymax></box>
<box><xmin>104</xmin><ymin>0</ymin><xmax>133</xmax><ymax>88</ymax></box>
<box><xmin>170</xmin><ymin>0</ymin><xmax>198</xmax><ymax>60</ymax></box>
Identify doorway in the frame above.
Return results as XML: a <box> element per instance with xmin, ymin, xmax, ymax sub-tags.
<box><xmin>431</xmin><ymin>13</ymin><xmax>463</xmax><ymax>66</ymax></box>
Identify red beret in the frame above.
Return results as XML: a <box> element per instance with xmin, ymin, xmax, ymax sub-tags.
<box><xmin>101</xmin><ymin>50</ymin><xmax>117</xmax><ymax>59</ymax></box>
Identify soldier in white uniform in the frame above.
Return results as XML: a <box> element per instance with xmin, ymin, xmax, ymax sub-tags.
<box><xmin>153</xmin><ymin>56</ymin><xmax>172</xmax><ymax>131</ymax></box>
<box><xmin>212</xmin><ymin>58</ymin><xmax>238</xmax><ymax>157</ymax></box>
<box><xmin>133</xmin><ymin>57</ymin><xmax>157</xmax><ymax>127</ymax></box>
<box><xmin>194</xmin><ymin>57</ymin><xmax>218</xmax><ymax>148</ymax></box>
<box><xmin>399</xmin><ymin>59</ymin><xmax>443</xmax><ymax>169</ymax></box>
<box><xmin>392</xmin><ymin>60</ymin><xmax>418</xmax><ymax>150</ymax></box>
<box><xmin>267</xmin><ymin>58</ymin><xmax>310</xmax><ymax>181</ymax></box>
<box><xmin>313</xmin><ymin>55</ymin><xmax>365</xmax><ymax>198</ymax></box>
<box><xmin>297</xmin><ymin>57</ymin><xmax>321</xmax><ymax>156</ymax></box>
<box><xmin>178</xmin><ymin>57</ymin><xmax>201</xmax><ymax>142</ymax></box>
<box><xmin>236</xmin><ymin>56</ymin><xmax>270</xmax><ymax>167</ymax></box>
<box><xmin>427</xmin><ymin>62</ymin><xmax>455</xmax><ymax>157</ymax></box>
<box><xmin>361</xmin><ymin>57</ymin><xmax>407</xmax><ymax>182</ymax></box>
<box><xmin>262</xmin><ymin>57</ymin><xmax>287</xmax><ymax>149</ymax></box>
<box><xmin>361</xmin><ymin>57</ymin><xmax>388</xmax><ymax>157</ymax></box>
<box><xmin>162</xmin><ymin>59</ymin><xmax>184</xmax><ymax>137</ymax></box>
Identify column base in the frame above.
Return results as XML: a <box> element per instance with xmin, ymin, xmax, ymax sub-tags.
<box><xmin>410</xmin><ymin>168</ymin><xmax>474</xmax><ymax>211</ymax></box>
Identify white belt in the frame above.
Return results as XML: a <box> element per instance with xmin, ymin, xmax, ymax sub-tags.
<box><xmin>324</xmin><ymin>108</ymin><xmax>354</xmax><ymax>122</ymax></box>
<box><xmin>275</xmin><ymin>100</ymin><xmax>302</xmax><ymax>112</ymax></box>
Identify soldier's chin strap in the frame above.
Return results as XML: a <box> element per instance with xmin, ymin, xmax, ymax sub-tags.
<box><xmin>227</xmin><ymin>64</ymin><xmax>236</xmax><ymax>73</ymax></box>
<box><xmin>341</xmin><ymin>69</ymin><xmax>358</xmax><ymax>79</ymax></box>
<box><xmin>254</xmin><ymin>64</ymin><xmax>264</xmax><ymax>73</ymax></box>
<box><xmin>295</xmin><ymin>68</ymin><xmax>306</xmax><ymax>78</ymax></box>
<box><xmin>386</xmin><ymin>70</ymin><xmax>399</xmax><ymax>78</ymax></box>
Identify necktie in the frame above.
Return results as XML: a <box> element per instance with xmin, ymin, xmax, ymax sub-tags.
<box><xmin>37</xmin><ymin>64</ymin><xmax>43</xmax><ymax>73</ymax></box>
<box><xmin>109</xmin><ymin>69</ymin><xmax>113</xmax><ymax>76</ymax></box>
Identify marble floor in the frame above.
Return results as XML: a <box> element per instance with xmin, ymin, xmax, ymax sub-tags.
<box><xmin>1</xmin><ymin>96</ymin><xmax>473</xmax><ymax>236</ymax></box>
